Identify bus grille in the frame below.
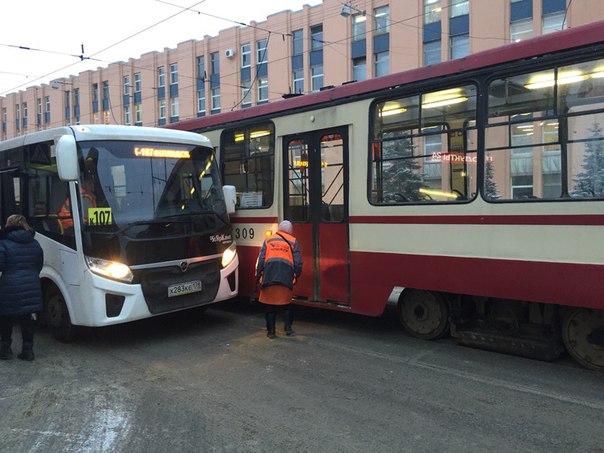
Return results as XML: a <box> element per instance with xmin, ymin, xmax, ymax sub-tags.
<box><xmin>136</xmin><ymin>260</ymin><xmax>221</xmax><ymax>314</ymax></box>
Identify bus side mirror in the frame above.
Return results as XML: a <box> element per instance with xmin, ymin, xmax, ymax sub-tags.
<box><xmin>56</xmin><ymin>135</ymin><xmax>79</xmax><ymax>181</ymax></box>
<box><xmin>223</xmin><ymin>185</ymin><xmax>236</xmax><ymax>214</ymax></box>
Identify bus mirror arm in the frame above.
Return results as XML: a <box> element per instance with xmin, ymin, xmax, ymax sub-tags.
<box><xmin>56</xmin><ymin>135</ymin><xmax>79</xmax><ymax>181</ymax></box>
<box><xmin>223</xmin><ymin>185</ymin><xmax>236</xmax><ymax>214</ymax></box>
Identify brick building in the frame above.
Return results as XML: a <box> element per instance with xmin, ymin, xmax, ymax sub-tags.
<box><xmin>1</xmin><ymin>0</ymin><xmax>603</xmax><ymax>140</ymax></box>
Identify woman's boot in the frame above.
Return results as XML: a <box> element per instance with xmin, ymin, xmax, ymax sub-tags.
<box><xmin>0</xmin><ymin>340</ymin><xmax>13</xmax><ymax>360</ymax></box>
<box><xmin>17</xmin><ymin>342</ymin><xmax>34</xmax><ymax>361</ymax></box>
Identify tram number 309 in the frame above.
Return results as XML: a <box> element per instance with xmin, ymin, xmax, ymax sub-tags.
<box><xmin>234</xmin><ymin>227</ymin><xmax>255</xmax><ymax>240</ymax></box>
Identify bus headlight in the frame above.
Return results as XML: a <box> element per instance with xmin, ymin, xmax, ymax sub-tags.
<box><xmin>221</xmin><ymin>243</ymin><xmax>237</xmax><ymax>268</ymax></box>
<box><xmin>85</xmin><ymin>256</ymin><xmax>134</xmax><ymax>283</ymax></box>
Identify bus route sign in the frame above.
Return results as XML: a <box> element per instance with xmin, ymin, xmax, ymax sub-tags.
<box><xmin>88</xmin><ymin>208</ymin><xmax>113</xmax><ymax>226</ymax></box>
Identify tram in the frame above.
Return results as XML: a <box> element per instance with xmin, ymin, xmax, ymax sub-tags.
<box><xmin>170</xmin><ymin>21</ymin><xmax>604</xmax><ymax>370</ymax></box>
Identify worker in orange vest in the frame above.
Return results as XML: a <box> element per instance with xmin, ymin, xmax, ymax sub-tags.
<box><xmin>255</xmin><ymin>220</ymin><xmax>303</xmax><ymax>339</ymax></box>
<box><xmin>58</xmin><ymin>180</ymin><xmax>97</xmax><ymax>230</ymax></box>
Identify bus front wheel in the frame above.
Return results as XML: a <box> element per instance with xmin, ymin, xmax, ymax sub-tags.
<box><xmin>45</xmin><ymin>287</ymin><xmax>76</xmax><ymax>343</ymax></box>
<box><xmin>562</xmin><ymin>308</ymin><xmax>604</xmax><ymax>371</ymax></box>
<box><xmin>398</xmin><ymin>289</ymin><xmax>450</xmax><ymax>340</ymax></box>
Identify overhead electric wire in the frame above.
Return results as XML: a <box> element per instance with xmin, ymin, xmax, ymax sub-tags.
<box><xmin>0</xmin><ymin>0</ymin><xmax>207</xmax><ymax>96</ymax></box>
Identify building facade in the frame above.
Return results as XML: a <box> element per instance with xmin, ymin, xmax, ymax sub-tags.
<box><xmin>1</xmin><ymin>0</ymin><xmax>603</xmax><ymax>140</ymax></box>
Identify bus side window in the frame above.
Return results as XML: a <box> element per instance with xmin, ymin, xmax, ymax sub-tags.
<box><xmin>26</xmin><ymin>165</ymin><xmax>75</xmax><ymax>248</ymax></box>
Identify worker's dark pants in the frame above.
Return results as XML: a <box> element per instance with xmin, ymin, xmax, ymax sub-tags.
<box><xmin>264</xmin><ymin>304</ymin><xmax>294</xmax><ymax>334</ymax></box>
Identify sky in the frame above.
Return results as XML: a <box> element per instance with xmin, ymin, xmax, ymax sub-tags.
<box><xmin>0</xmin><ymin>0</ymin><xmax>322</xmax><ymax>96</ymax></box>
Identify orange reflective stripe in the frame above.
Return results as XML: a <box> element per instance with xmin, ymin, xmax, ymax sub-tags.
<box><xmin>58</xmin><ymin>199</ymin><xmax>73</xmax><ymax>229</ymax></box>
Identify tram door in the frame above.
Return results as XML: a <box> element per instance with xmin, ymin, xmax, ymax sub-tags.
<box><xmin>283</xmin><ymin>127</ymin><xmax>349</xmax><ymax>305</ymax></box>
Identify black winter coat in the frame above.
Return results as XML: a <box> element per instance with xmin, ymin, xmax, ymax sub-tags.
<box><xmin>0</xmin><ymin>227</ymin><xmax>44</xmax><ymax>316</ymax></box>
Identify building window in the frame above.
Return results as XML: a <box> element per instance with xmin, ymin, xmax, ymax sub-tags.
<box><xmin>170</xmin><ymin>63</ymin><xmax>178</xmax><ymax>85</ymax></box>
<box><xmin>73</xmin><ymin>88</ymin><xmax>80</xmax><ymax>124</ymax></box>
<box><xmin>424</xmin><ymin>40</ymin><xmax>441</xmax><ymax>65</ymax></box>
<box><xmin>197</xmin><ymin>56</ymin><xmax>206</xmax><ymax>80</ymax></box>
<box><xmin>311</xmin><ymin>65</ymin><xmax>323</xmax><ymax>91</ymax></box>
<box><xmin>292</xmin><ymin>30</ymin><xmax>303</xmax><ymax>55</ymax></box>
<box><xmin>37</xmin><ymin>98</ymin><xmax>42</xmax><ymax>126</ymax></box>
<box><xmin>211</xmin><ymin>52</ymin><xmax>220</xmax><ymax>76</ymax></box>
<box><xmin>123</xmin><ymin>75</ymin><xmax>131</xmax><ymax>96</ymax></box>
<box><xmin>293</xmin><ymin>69</ymin><xmax>304</xmax><ymax>94</ymax></box>
<box><xmin>64</xmin><ymin>91</ymin><xmax>71</xmax><ymax>121</ymax></box>
<box><xmin>542</xmin><ymin>12</ymin><xmax>566</xmax><ymax>34</ymax></box>
<box><xmin>450</xmin><ymin>34</ymin><xmax>469</xmax><ymax>59</ymax></box>
<box><xmin>159</xmin><ymin>99</ymin><xmax>166</xmax><ymax>120</ymax></box>
<box><xmin>257</xmin><ymin>39</ymin><xmax>268</xmax><ymax>64</ymax></box>
<box><xmin>102</xmin><ymin>81</ymin><xmax>109</xmax><ymax>101</ymax></box>
<box><xmin>15</xmin><ymin>104</ymin><xmax>20</xmax><ymax>130</ymax></box>
<box><xmin>135</xmin><ymin>103</ymin><xmax>142</xmax><ymax>124</ymax></box>
<box><xmin>511</xmin><ymin>18</ymin><xmax>533</xmax><ymax>42</ymax></box>
<box><xmin>424</xmin><ymin>0</ymin><xmax>442</xmax><ymax>24</ymax></box>
<box><xmin>258</xmin><ymin>77</ymin><xmax>268</xmax><ymax>103</ymax></box>
<box><xmin>170</xmin><ymin>97</ymin><xmax>179</xmax><ymax>119</ymax></box>
<box><xmin>92</xmin><ymin>83</ymin><xmax>98</xmax><ymax>103</ymax></box>
<box><xmin>211</xmin><ymin>87</ymin><xmax>220</xmax><ymax>112</ymax></box>
<box><xmin>22</xmin><ymin>102</ymin><xmax>27</xmax><ymax>128</ymax></box>
<box><xmin>241</xmin><ymin>80</ymin><xmax>252</xmax><ymax>107</ymax></box>
<box><xmin>134</xmin><ymin>73</ymin><xmax>142</xmax><ymax>93</ymax></box>
<box><xmin>241</xmin><ymin>44</ymin><xmax>251</xmax><ymax>68</ymax></box>
<box><xmin>158</xmin><ymin>66</ymin><xmax>165</xmax><ymax>87</ymax></box>
<box><xmin>311</xmin><ymin>25</ymin><xmax>323</xmax><ymax>51</ymax></box>
<box><xmin>124</xmin><ymin>105</ymin><xmax>131</xmax><ymax>125</ymax></box>
<box><xmin>374</xmin><ymin>6</ymin><xmax>389</xmax><ymax>35</ymax></box>
<box><xmin>450</xmin><ymin>0</ymin><xmax>469</xmax><ymax>17</ymax></box>
<box><xmin>352</xmin><ymin>14</ymin><xmax>366</xmax><ymax>41</ymax></box>
<box><xmin>375</xmin><ymin>52</ymin><xmax>389</xmax><ymax>77</ymax></box>
<box><xmin>353</xmin><ymin>57</ymin><xmax>366</xmax><ymax>81</ymax></box>
<box><xmin>197</xmin><ymin>90</ymin><xmax>206</xmax><ymax>114</ymax></box>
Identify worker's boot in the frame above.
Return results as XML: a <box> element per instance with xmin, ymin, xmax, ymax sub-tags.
<box><xmin>17</xmin><ymin>343</ymin><xmax>34</xmax><ymax>361</ymax></box>
<box><xmin>0</xmin><ymin>340</ymin><xmax>13</xmax><ymax>360</ymax></box>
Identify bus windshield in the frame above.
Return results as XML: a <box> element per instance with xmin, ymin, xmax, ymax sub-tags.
<box><xmin>78</xmin><ymin>140</ymin><xmax>226</xmax><ymax>231</ymax></box>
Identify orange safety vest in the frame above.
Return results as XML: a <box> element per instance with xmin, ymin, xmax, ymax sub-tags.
<box><xmin>58</xmin><ymin>189</ymin><xmax>96</xmax><ymax>229</ymax></box>
<box><xmin>257</xmin><ymin>230</ymin><xmax>300</xmax><ymax>288</ymax></box>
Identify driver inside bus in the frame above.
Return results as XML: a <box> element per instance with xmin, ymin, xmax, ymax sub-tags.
<box><xmin>57</xmin><ymin>178</ymin><xmax>97</xmax><ymax>231</ymax></box>
<box><xmin>58</xmin><ymin>151</ymin><xmax>100</xmax><ymax>231</ymax></box>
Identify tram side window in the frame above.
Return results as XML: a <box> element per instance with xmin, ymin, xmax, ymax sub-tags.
<box><xmin>221</xmin><ymin>123</ymin><xmax>274</xmax><ymax>209</ymax></box>
<box><xmin>370</xmin><ymin>85</ymin><xmax>477</xmax><ymax>204</ymax></box>
<box><xmin>562</xmin><ymin>58</ymin><xmax>604</xmax><ymax>199</ymax></box>
<box><xmin>486</xmin><ymin>57</ymin><xmax>604</xmax><ymax>201</ymax></box>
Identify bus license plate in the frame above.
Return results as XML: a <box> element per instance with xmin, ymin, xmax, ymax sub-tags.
<box><xmin>168</xmin><ymin>280</ymin><xmax>202</xmax><ymax>297</ymax></box>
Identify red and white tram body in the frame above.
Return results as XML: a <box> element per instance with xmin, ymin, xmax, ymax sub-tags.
<box><xmin>170</xmin><ymin>21</ymin><xmax>604</xmax><ymax>370</ymax></box>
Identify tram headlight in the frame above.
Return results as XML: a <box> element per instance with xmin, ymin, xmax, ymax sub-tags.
<box><xmin>221</xmin><ymin>243</ymin><xmax>237</xmax><ymax>268</ymax></box>
<box><xmin>85</xmin><ymin>256</ymin><xmax>134</xmax><ymax>283</ymax></box>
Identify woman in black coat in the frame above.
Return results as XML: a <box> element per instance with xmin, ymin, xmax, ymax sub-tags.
<box><xmin>0</xmin><ymin>214</ymin><xmax>44</xmax><ymax>361</ymax></box>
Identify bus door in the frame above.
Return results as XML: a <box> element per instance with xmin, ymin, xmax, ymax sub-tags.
<box><xmin>283</xmin><ymin>127</ymin><xmax>349</xmax><ymax>305</ymax></box>
<box><xmin>0</xmin><ymin>167</ymin><xmax>20</xmax><ymax>224</ymax></box>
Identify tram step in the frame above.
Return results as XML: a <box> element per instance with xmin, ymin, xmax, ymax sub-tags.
<box><xmin>452</xmin><ymin>328</ymin><xmax>564</xmax><ymax>362</ymax></box>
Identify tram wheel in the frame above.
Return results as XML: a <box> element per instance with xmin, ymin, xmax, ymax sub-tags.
<box><xmin>562</xmin><ymin>308</ymin><xmax>604</xmax><ymax>371</ymax></box>
<box><xmin>398</xmin><ymin>289</ymin><xmax>450</xmax><ymax>340</ymax></box>
<box><xmin>45</xmin><ymin>287</ymin><xmax>76</xmax><ymax>343</ymax></box>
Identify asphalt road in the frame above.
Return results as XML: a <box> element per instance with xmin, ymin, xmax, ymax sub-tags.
<box><xmin>1</xmin><ymin>299</ymin><xmax>603</xmax><ymax>453</ymax></box>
